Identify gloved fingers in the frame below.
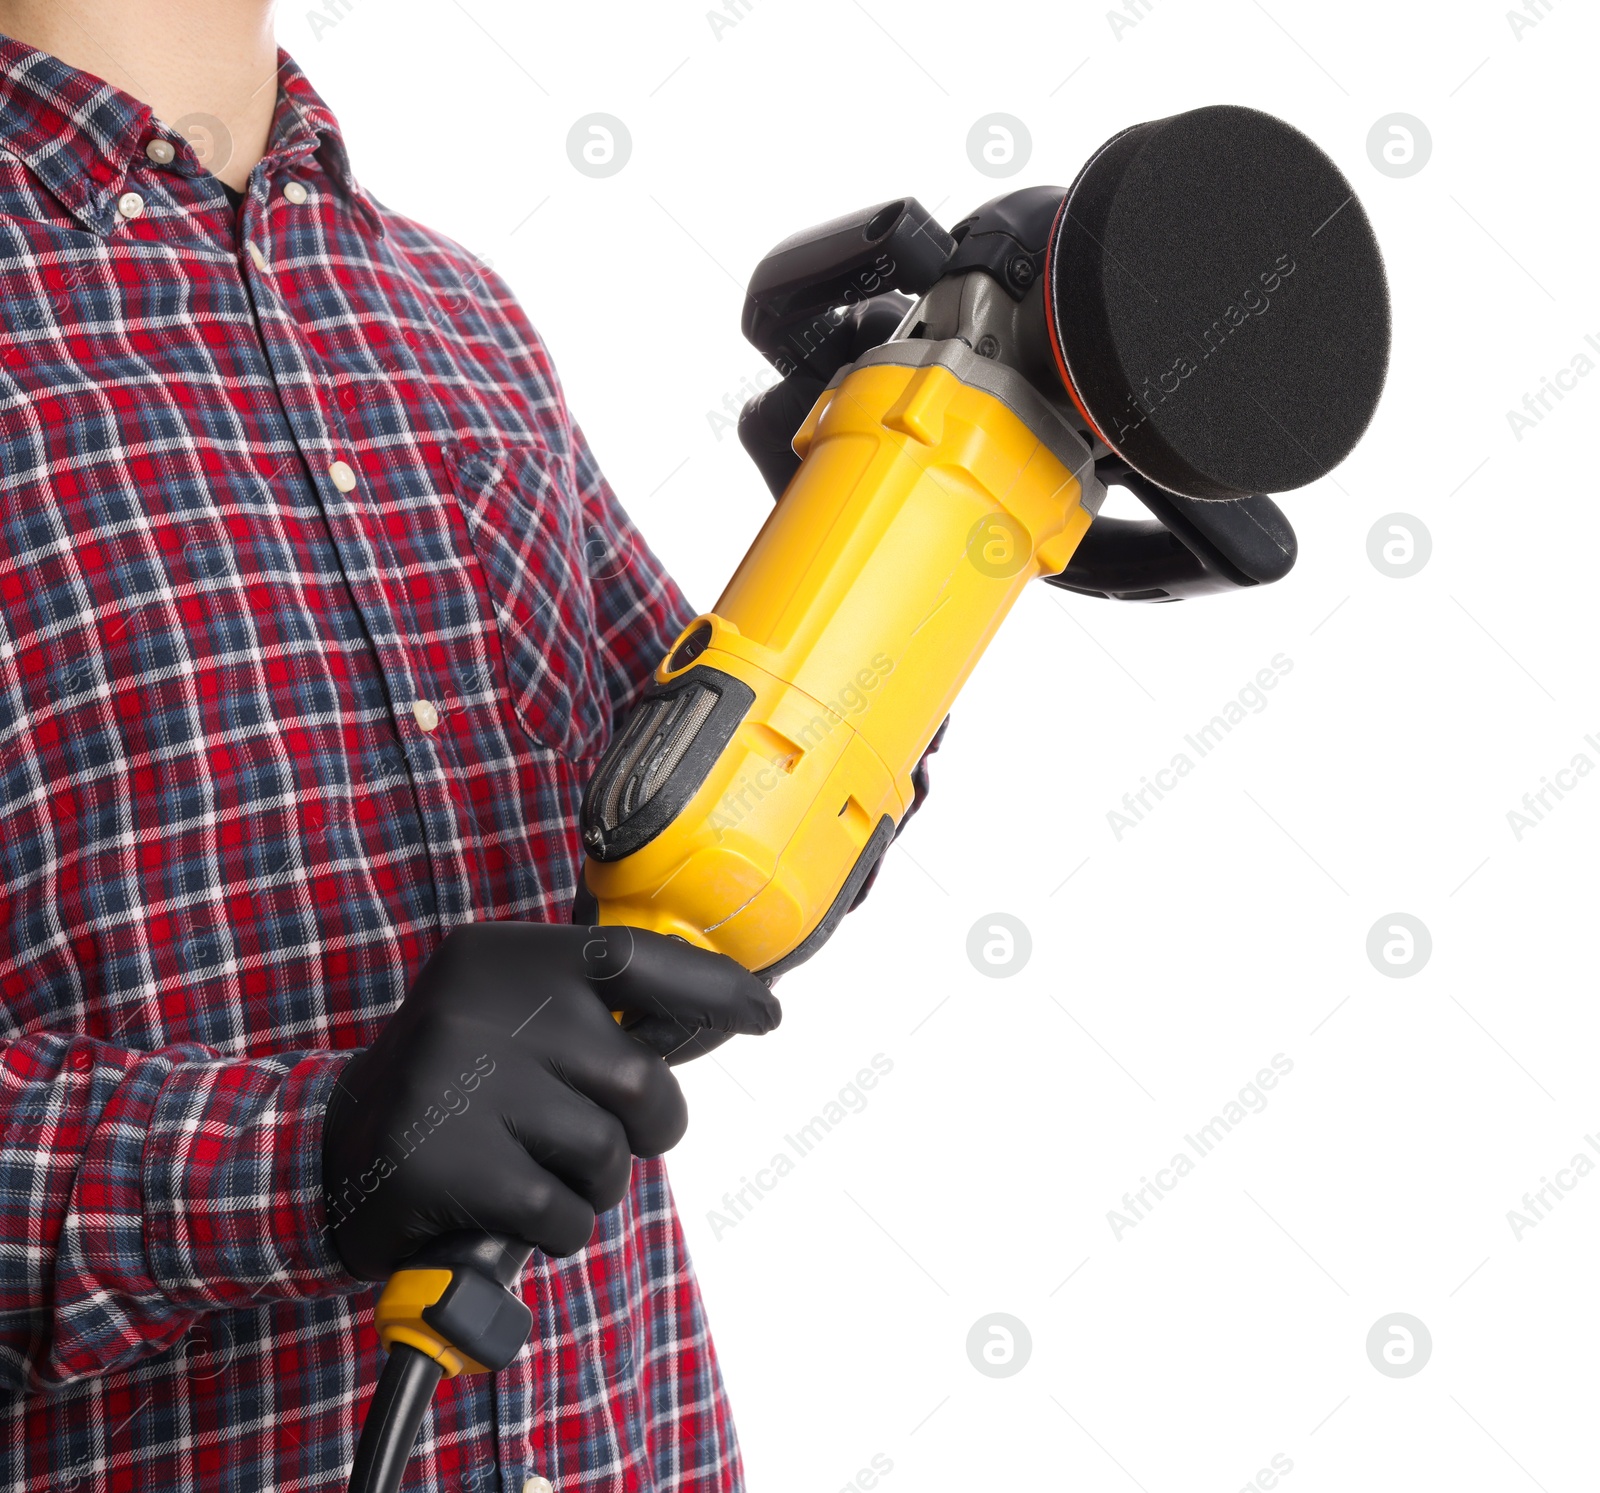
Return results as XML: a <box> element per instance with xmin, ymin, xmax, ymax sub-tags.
<box><xmin>498</xmin><ymin>1085</ymin><xmax>635</xmax><ymax>1215</ymax></box>
<box><xmin>536</xmin><ymin>1004</ymin><xmax>690</xmax><ymax>1159</ymax></box>
<box><xmin>737</xmin><ymin>373</ymin><xmax>825</xmax><ymax>499</ymax></box>
<box><xmin>735</xmin><ymin>294</ymin><xmax>908</xmax><ymax>502</ymax></box>
<box><xmin>849</xmin><ymin>714</ymin><xmax>949</xmax><ymax>913</ymax></box>
<box><xmin>621</xmin><ymin>1015</ymin><xmax>735</xmax><ymax>1066</ymax></box>
<box><xmin>581</xmin><ymin>926</ymin><xmax>782</xmax><ymax>1037</ymax></box>
<box><xmin>902</xmin><ymin>712</ymin><xmax>949</xmax><ymax>831</ymax></box>
<box><xmin>452</xmin><ymin>1133</ymin><xmax>599</xmax><ymax>1259</ymax></box>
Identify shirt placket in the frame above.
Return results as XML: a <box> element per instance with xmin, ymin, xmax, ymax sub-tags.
<box><xmin>224</xmin><ymin>148</ymin><xmax>481</xmax><ymax>935</ymax></box>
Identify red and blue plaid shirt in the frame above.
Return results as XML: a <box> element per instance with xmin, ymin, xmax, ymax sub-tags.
<box><xmin>0</xmin><ymin>37</ymin><xmax>742</xmax><ymax>1492</ymax></box>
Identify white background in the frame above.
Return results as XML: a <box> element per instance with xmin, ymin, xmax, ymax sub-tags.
<box><xmin>284</xmin><ymin>2</ymin><xmax>1599</xmax><ymax>1489</ymax></box>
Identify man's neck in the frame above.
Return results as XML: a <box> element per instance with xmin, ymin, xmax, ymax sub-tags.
<box><xmin>0</xmin><ymin>1</ymin><xmax>279</xmax><ymax>190</ymax></box>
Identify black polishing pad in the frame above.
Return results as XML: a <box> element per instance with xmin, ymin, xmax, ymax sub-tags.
<box><xmin>1045</xmin><ymin>105</ymin><xmax>1389</xmax><ymax>501</ymax></box>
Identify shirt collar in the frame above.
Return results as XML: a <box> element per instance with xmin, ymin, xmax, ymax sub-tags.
<box><xmin>0</xmin><ymin>35</ymin><xmax>381</xmax><ymax>235</ymax></box>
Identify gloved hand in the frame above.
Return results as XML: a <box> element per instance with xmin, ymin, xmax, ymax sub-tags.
<box><xmin>320</xmin><ymin>921</ymin><xmax>780</xmax><ymax>1280</ymax></box>
<box><xmin>848</xmin><ymin>713</ymin><xmax>948</xmax><ymax>911</ymax></box>
<box><xmin>737</xmin><ymin>292</ymin><xmax>910</xmax><ymax>499</ymax></box>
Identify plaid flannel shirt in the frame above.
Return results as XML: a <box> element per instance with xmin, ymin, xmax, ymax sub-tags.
<box><xmin>0</xmin><ymin>37</ymin><xmax>743</xmax><ymax>1493</ymax></box>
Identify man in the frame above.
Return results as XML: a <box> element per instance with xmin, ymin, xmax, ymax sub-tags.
<box><xmin>0</xmin><ymin>3</ymin><xmax>793</xmax><ymax>1489</ymax></box>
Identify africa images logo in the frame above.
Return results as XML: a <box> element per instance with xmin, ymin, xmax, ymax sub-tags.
<box><xmin>1104</xmin><ymin>254</ymin><xmax>1297</xmax><ymax>447</ymax></box>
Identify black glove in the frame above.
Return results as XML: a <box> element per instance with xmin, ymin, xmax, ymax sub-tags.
<box><xmin>320</xmin><ymin>921</ymin><xmax>781</xmax><ymax>1280</ymax></box>
<box><xmin>848</xmin><ymin>713</ymin><xmax>948</xmax><ymax>911</ymax></box>
<box><xmin>737</xmin><ymin>292</ymin><xmax>910</xmax><ymax>499</ymax></box>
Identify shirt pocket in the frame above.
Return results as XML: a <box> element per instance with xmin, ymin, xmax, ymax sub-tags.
<box><xmin>442</xmin><ymin>438</ymin><xmax>608</xmax><ymax>760</ymax></box>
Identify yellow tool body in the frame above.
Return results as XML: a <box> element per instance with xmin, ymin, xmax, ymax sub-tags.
<box><xmin>581</xmin><ymin>344</ymin><xmax>1099</xmax><ymax>973</ymax></box>
<box><xmin>370</xmin><ymin>343</ymin><xmax>1101</xmax><ymax>1383</ymax></box>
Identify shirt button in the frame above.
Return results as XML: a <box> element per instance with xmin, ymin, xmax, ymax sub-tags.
<box><xmin>412</xmin><ymin>699</ymin><xmax>440</xmax><ymax>733</ymax></box>
<box><xmin>283</xmin><ymin>181</ymin><xmax>309</xmax><ymax>205</ymax></box>
<box><xmin>328</xmin><ymin>460</ymin><xmax>357</xmax><ymax>492</ymax></box>
<box><xmin>144</xmin><ymin>139</ymin><xmax>176</xmax><ymax>166</ymax></box>
<box><xmin>246</xmin><ymin>241</ymin><xmax>268</xmax><ymax>272</ymax></box>
<box><xmin>521</xmin><ymin>1480</ymin><xmax>553</xmax><ymax>1493</ymax></box>
<box><xmin>117</xmin><ymin>191</ymin><xmax>144</xmax><ymax>219</ymax></box>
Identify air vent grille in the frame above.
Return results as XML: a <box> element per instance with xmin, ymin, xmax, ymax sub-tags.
<box><xmin>580</xmin><ymin>666</ymin><xmax>756</xmax><ymax>862</ymax></box>
<box><xmin>593</xmin><ymin>684</ymin><xmax>719</xmax><ymax>832</ymax></box>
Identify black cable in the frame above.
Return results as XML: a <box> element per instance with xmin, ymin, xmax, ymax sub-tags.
<box><xmin>347</xmin><ymin>1235</ymin><xmax>537</xmax><ymax>1493</ymax></box>
<box><xmin>347</xmin><ymin>1343</ymin><xmax>445</xmax><ymax>1493</ymax></box>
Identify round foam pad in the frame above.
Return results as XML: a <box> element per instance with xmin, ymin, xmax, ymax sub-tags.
<box><xmin>1045</xmin><ymin>105</ymin><xmax>1389</xmax><ymax>501</ymax></box>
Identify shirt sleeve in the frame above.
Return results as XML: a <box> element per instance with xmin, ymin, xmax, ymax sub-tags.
<box><xmin>568</xmin><ymin>417</ymin><xmax>700</xmax><ymax>722</ymax></box>
<box><xmin>0</xmin><ymin>1032</ymin><xmax>362</xmax><ymax>1393</ymax></box>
